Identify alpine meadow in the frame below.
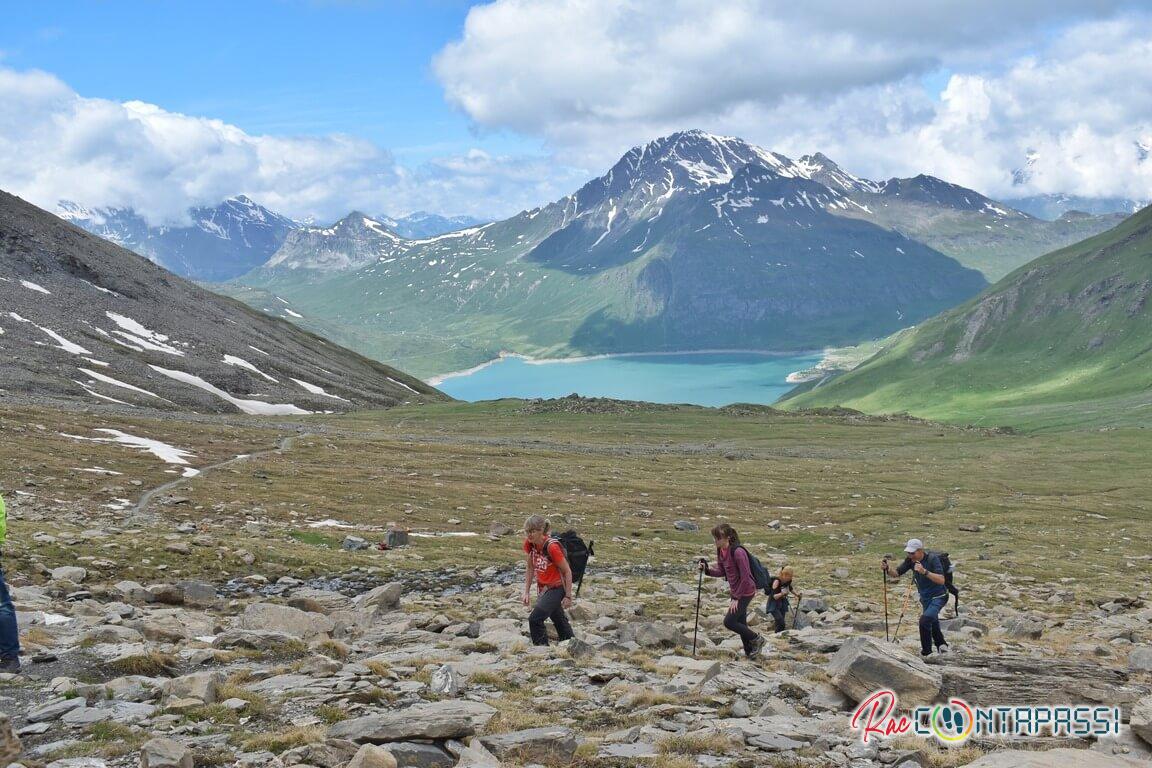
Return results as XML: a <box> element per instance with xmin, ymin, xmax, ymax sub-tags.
<box><xmin>1</xmin><ymin>4</ymin><xmax>1151</xmax><ymax>768</ymax></box>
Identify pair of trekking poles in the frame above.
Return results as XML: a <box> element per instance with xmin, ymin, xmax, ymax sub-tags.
<box><xmin>690</xmin><ymin>567</ymin><xmax>802</xmax><ymax>657</ymax></box>
<box><xmin>882</xmin><ymin>570</ymin><xmax>958</xmax><ymax>642</ymax></box>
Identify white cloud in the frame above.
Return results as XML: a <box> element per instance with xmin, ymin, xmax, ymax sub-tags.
<box><xmin>0</xmin><ymin>67</ymin><xmax>571</xmax><ymax>223</ymax></box>
<box><xmin>435</xmin><ymin>1</ymin><xmax>1152</xmax><ymax>200</ymax></box>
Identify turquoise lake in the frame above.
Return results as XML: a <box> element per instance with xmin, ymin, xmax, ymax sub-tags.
<box><xmin>433</xmin><ymin>352</ymin><xmax>824</xmax><ymax>407</ymax></box>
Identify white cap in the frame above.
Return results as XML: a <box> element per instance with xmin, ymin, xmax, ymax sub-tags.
<box><xmin>904</xmin><ymin>538</ymin><xmax>924</xmax><ymax>553</ymax></box>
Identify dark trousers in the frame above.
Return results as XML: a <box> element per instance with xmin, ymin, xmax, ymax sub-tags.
<box><xmin>767</xmin><ymin>596</ymin><xmax>789</xmax><ymax>632</ymax></box>
<box><xmin>724</xmin><ymin>595</ymin><xmax>758</xmax><ymax>654</ymax></box>
<box><xmin>528</xmin><ymin>586</ymin><xmax>574</xmax><ymax>646</ymax></box>
<box><xmin>0</xmin><ymin>565</ymin><xmax>20</xmax><ymax>659</ymax></box>
<box><xmin>919</xmin><ymin>595</ymin><xmax>948</xmax><ymax>655</ymax></box>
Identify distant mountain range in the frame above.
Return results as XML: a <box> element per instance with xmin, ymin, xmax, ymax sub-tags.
<box><xmin>782</xmin><ymin>203</ymin><xmax>1152</xmax><ymax>429</ymax></box>
<box><xmin>1001</xmin><ymin>194</ymin><xmax>1148</xmax><ymax>221</ymax></box>
<box><xmin>2</xmin><ymin>191</ymin><xmax>441</xmax><ymax>414</ymax></box>
<box><xmin>229</xmin><ymin>131</ymin><xmax>1023</xmax><ymax>377</ymax></box>
<box><xmin>58</xmin><ymin>199</ymin><xmax>488</xmax><ymax>282</ymax></box>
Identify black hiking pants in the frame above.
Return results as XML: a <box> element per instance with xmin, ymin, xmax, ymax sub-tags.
<box><xmin>529</xmin><ymin>586</ymin><xmax>574</xmax><ymax>646</ymax></box>
<box><xmin>767</xmin><ymin>596</ymin><xmax>789</xmax><ymax>632</ymax></box>
<box><xmin>724</xmin><ymin>595</ymin><xmax>758</xmax><ymax>654</ymax></box>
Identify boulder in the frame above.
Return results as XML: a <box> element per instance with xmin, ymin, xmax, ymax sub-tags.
<box><xmin>430</xmin><ymin>665</ymin><xmax>459</xmax><ymax>696</ymax></box>
<box><xmin>139</xmin><ymin>737</ymin><xmax>194</xmax><ymax>768</ymax></box>
<box><xmin>347</xmin><ymin>744</ymin><xmax>398</xmax><ymax>768</ymax></box>
<box><xmin>0</xmin><ymin>712</ymin><xmax>21</xmax><ymax>765</ymax></box>
<box><xmin>342</xmin><ymin>535</ymin><xmax>371</xmax><ymax>551</ymax></box>
<box><xmin>828</xmin><ymin>636</ymin><xmax>943</xmax><ymax>707</ymax></box>
<box><xmin>51</xmin><ymin>566</ymin><xmax>87</xmax><ymax>583</ymax></box>
<box><xmin>617</xmin><ymin>621</ymin><xmax>687</xmax><ymax>649</ymax></box>
<box><xmin>1128</xmin><ymin>647</ymin><xmax>1152</xmax><ymax>673</ymax></box>
<box><xmin>1133</xmin><ymin>694</ymin><xmax>1152</xmax><ymax>746</ymax></box>
<box><xmin>673</xmin><ymin>520</ymin><xmax>699</xmax><ymax>531</ymax></box>
<box><xmin>446</xmin><ymin>738</ymin><xmax>501</xmax><ymax>768</ymax></box>
<box><xmin>212</xmin><ymin>629</ymin><xmax>301</xmax><ymax>651</ymax></box>
<box><xmin>999</xmin><ymin>615</ymin><xmax>1045</xmax><ymax>639</ymax></box>
<box><xmin>113</xmin><ymin>580</ymin><xmax>154</xmax><ymax>604</ymax></box>
<box><xmin>480</xmin><ymin>727</ymin><xmax>579</xmax><ymax>763</ymax></box>
<box><xmin>357</xmin><ymin>583</ymin><xmax>403</xmax><ymax>612</ymax></box>
<box><xmin>962</xmin><ymin>747</ymin><xmax>1147</xmax><ymax>767</ymax></box>
<box><xmin>328</xmin><ymin>701</ymin><xmax>497</xmax><ymax>743</ymax></box>
<box><xmin>383</xmin><ymin>741</ymin><xmax>455</xmax><ymax>768</ymax></box>
<box><xmin>163</xmin><ymin>672</ymin><xmax>222</xmax><ymax>705</ymax></box>
<box><xmin>174</xmin><ymin>580</ymin><xmax>217</xmax><ymax>608</ymax></box>
<box><xmin>288</xmin><ymin>588</ymin><xmax>353</xmax><ymax>615</ymax></box>
<box><xmin>238</xmin><ymin>602</ymin><xmax>334</xmax><ymax>640</ymax></box>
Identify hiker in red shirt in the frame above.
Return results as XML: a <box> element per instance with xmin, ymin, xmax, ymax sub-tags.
<box><xmin>700</xmin><ymin>523</ymin><xmax>765</xmax><ymax>658</ymax></box>
<box><xmin>522</xmin><ymin>515</ymin><xmax>575</xmax><ymax>646</ymax></box>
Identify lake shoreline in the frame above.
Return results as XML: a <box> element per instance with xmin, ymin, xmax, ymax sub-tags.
<box><xmin>425</xmin><ymin>347</ymin><xmax>830</xmax><ymax>386</ymax></box>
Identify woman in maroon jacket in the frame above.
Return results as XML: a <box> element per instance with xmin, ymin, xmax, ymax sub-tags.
<box><xmin>699</xmin><ymin>523</ymin><xmax>765</xmax><ymax>658</ymax></box>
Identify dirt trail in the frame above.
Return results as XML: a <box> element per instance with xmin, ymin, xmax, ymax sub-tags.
<box><xmin>132</xmin><ymin>433</ymin><xmax>309</xmax><ymax>519</ymax></box>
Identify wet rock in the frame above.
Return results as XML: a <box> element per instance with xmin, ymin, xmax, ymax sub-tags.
<box><xmin>828</xmin><ymin>636</ymin><xmax>942</xmax><ymax>707</ymax></box>
<box><xmin>139</xmin><ymin>737</ymin><xmax>194</xmax><ymax>768</ymax></box>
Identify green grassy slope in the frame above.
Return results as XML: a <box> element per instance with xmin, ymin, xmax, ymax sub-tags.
<box><xmin>781</xmin><ymin>205</ymin><xmax>1152</xmax><ymax>430</ymax></box>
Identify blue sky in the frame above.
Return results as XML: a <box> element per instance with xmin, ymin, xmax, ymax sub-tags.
<box><xmin>0</xmin><ymin>1</ymin><xmax>1148</xmax><ymax>222</ymax></box>
<box><xmin>1</xmin><ymin>1</ymin><xmax>534</xmax><ymax>164</ymax></box>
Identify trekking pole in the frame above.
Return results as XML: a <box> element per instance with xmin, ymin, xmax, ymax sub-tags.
<box><xmin>790</xmin><ymin>591</ymin><xmax>802</xmax><ymax>630</ymax></box>
<box><xmin>692</xmin><ymin>562</ymin><xmax>704</xmax><ymax>657</ymax></box>
<box><xmin>893</xmin><ymin>581</ymin><xmax>913</xmax><ymax>642</ymax></box>
<box><xmin>882</xmin><ymin>563</ymin><xmax>890</xmax><ymax>642</ymax></box>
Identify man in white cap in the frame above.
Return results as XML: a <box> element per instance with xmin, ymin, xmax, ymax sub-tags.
<box><xmin>882</xmin><ymin>539</ymin><xmax>949</xmax><ymax>657</ymax></box>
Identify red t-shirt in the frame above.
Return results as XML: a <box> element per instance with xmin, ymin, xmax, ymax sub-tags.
<box><xmin>524</xmin><ymin>538</ymin><xmax>566</xmax><ymax>588</ymax></box>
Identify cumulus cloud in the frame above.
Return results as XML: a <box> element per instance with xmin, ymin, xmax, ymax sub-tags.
<box><xmin>435</xmin><ymin>1</ymin><xmax>1152</xmax><ymax>200</ymax></box>
<box><xmin>0</xmin><ymin>67</ymin><xmax>569</xmax><ymax>223</ymax></box>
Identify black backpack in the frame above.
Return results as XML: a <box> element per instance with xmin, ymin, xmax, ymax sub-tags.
<box><xmin>543</xmin><ymin>530</ymin><xmax>595</xmax><ymax>593</ymax></box>
<box><xmin>730</xmin><ymin>545</ymin><xmax>772</xmax><ymax>593</ymax></box>
<box><xmin>935</xmin><ymin>551</ymin><xmax>955</xmax><ymax>588</ymax></box>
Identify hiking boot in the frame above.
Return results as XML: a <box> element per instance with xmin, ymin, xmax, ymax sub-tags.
<box><xmin>748</xmin><ymin>635</ymin><xmax>766</xmax><ymax>659</ymax></box>
<box><xmin>936</xmin><ymin>644</ymin><xmax>950</xmax><ymax>656</ymax></box>
<box><xmin>0</xmin><ymin>656</ymin><xmax>20</xmax><ymax>674</ymax></box>
<box><xmin>920</xmin><ymin>649</ymin><xmax>933</xmax><ymax>658</ymax></box>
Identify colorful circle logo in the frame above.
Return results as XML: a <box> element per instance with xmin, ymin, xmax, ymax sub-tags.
<box><xmin>930</xmin><ymin>698</ymin><xmax>975</xmax><ymax>743</ymax></box>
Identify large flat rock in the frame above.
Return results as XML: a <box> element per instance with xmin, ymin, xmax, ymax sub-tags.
<box><xmin>329</xmin><ymin>701</ymin><xmax>497</xmax><ymax>744</ymax></box>
<box><xmin>828</xmin><ymin>635</ymin><xmax>942</xmax><ymax>707</ymax></box>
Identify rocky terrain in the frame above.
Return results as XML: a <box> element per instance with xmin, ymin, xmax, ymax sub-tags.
<box><xmin>0</xmin><ymin>191</ymin><xmax>441</xmax><ymax>414</ymax></box>
<box><xmin>2</xmin><ymin>399</ymin><xmax>1151</xmax><ymax>768</ymax></box>
<box><xmin>2</xmin><ymin>527</ymin><xmax>1150</xmax><ymax>768</ymax></box>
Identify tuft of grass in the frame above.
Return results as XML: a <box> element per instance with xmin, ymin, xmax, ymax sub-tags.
<box><xmin>105</xmin><ymin>652</ymin><xmax>178</xmax><ymax>677</ymax></box>
<box><xmin>239</xmin><ymin>725</ymin><xmax>325</xmax><ymax>753</ymax></box>
<box><xmin>316</xmin><ymin>639</ymin><xmax>351</xmax><ymax>661</ymax></box>
<box><xmin>215</xmin><ymin>684</ymin><xmax>272</xmax><ymax>719</ymax></box>
<box><xmin>316</xmin><ymin>703</ymin><xmax>351</xmax><ymax>724</ymax></box>
<box><xmin>469</xmin><ymin>670</ymin><xmax>514</xmax><ymax>690</ymax></box>
<box><xmin>365</xmin><ymin>660</ymin><xmax>393</xmax><ymax>677</ymax></box>
<box><xmin>657</xmin><ymin>732</ymin><xmax>735</xmax><ymax>756</ymax></box>
<box><xmin>183</xmin><ymin>704</ymin><xmax>242</xmax><ymax>725</ymax></box>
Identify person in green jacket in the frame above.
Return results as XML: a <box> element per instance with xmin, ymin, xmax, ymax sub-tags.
<box><xmin>0</xmin><ymin>493</ymin><xmax>20</xmax><ymax>673</ymax></box>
